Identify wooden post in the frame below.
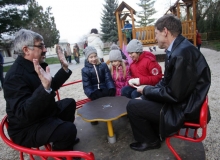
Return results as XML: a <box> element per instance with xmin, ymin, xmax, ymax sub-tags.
<box><xmin>177</xmin><ymin>3</ymin><xmax>180</xmax><ymax>18</ymax></box>
<box><xmin>130</xmin><ymin>10</ymin><xmax>136</xmax><ymax>39</ymax></box>
<box><xmin>116</xmin><ymin>11</ymin><xmax>123</xmax><ymax>49</ymax></box>
<box><xmin>121</xmin><ymin>20</ymin><xmax>125</xmax><ymax>46</ymax></box>
<box><xmin>193</xmin><ymin>0</ymin><xmax>197</xmax><ymax>46</ymax></box>
<box><xmin>187</xmin><ymin>7</ymin><xmax>190</xmax><ymax>20</ymax></box>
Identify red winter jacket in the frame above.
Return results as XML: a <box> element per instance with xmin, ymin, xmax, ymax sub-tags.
<box><xmin>129</xmin><ymin>51</ymin><xmax>162</xmax><ymax>85</ymax></box>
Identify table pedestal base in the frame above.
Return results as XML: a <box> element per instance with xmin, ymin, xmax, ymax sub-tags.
<box><xmin>107</xmin><ymin>135</ymin><xmax>116</xmax><ymax>144</ymax></box>
<box><xmin>106</xmin><ymin>121</ymin><xmax>116</xmax><ymax>143</ymax></box>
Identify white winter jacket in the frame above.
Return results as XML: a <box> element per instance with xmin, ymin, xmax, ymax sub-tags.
<box><xmin>87</xmin><ymin>33</ymin><xmax>104</xmax><ymax>59</ymax></box>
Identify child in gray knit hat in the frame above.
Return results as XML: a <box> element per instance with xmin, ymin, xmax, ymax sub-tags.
<box><xmin>110</xmin><ymin>44</ymin><xmax>127</xmax><ymax>60</ymax></box>
<box><xmin>108</xmin><ymin>50</ymin><xmax>130</xmax><ymax>96</ymax></box>
<box><xmin>81</xmin><ymin>47</ymin><xmax>116</xmax><ymax>124</ymax></box>
<box><xmin>121</xmin><ymin>39</ymin><xmax>163</xmax><ymax>99</ymax></box>
<box><xmin>84</xmin><ymin>46</ymin><xmax>98</xmax><ymax>62</ymax></box>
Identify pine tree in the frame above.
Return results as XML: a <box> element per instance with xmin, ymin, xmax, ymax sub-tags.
<box><xmin>26</xmin><ymin>0</ymin><xmax>60</xmax><ymax>47</ymax></box>
<box><xmin>136</xmin><ymin>0</ymin><xmax>157</xmax><ymax>27</ymax></box>
<box><xmin>0</xmin><ymin>0</ymin><xmax>29</xmax><ymax>37</ymax></box>
<box><xmin>101</xmin><ymin>0</ymin><xmax>118</xmax><ymax>43</ymax></box>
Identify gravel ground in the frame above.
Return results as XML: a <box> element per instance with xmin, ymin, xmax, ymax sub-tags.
<box><xmin>0</xmin><ymin>48</ymin><xmax>219</xmax><ymax>160</ymax></box>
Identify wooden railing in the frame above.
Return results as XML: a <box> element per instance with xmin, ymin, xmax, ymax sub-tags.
<box><xmin>131</xmin><ymin>20</ymin><xmax>196</xmax><ymax>46</ymax></box>
<box><xmin>182</xmin><ymin>20</ymin><xmax>196</xmax><ymax>41</ymax></box>
<box><xmin>133</xmin><ymin>26</ymin><xmax>156</xmax><ymax>45</ymax></box>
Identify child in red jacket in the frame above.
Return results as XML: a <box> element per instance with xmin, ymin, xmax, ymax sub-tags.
<box><xmin>121</xmin><ymin>39</ymin><xmax>163</xmax><ymax>99</ymax></box>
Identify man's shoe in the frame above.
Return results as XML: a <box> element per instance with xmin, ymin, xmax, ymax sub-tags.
<box><xmin>129</xmin><ymin>140</ymin><xmax>161</xmax><ymax>151</ymax></box>
<box><xmin>73</xmin><ymin>138</ymin><xmax>80</xmax><ymax>145</ymax></box>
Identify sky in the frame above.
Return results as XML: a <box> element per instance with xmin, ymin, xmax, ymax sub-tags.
<box><xmin>36</xmin><ymin>0</ymin><xmax>176</xmax><ymax>44</ymax></box>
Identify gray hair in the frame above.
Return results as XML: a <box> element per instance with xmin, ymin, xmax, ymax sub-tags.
<box><xmin>13</xmin><ymin>29</ymin><xmax>44</xmax><ymax>56</ymax></box>
<box><xmin>155</xmin><ymin>14</ymin><xmax>182</xmax><ymax>37</ymax></box>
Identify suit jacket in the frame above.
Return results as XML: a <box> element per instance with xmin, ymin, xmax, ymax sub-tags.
<box><xmin>3</xmin><ymin>56</ymin><xmax>72</xmax><ymax>147</ymax></box>
<box><xmin>143</xmin><ymin>35</ymin><xmax>211</xmax><ymax>138</ymax></box>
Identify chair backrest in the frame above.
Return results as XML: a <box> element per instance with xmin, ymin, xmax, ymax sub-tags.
<box><xmin>175</xmin><ymin>97</ymin><xmax>209</xmax><ymax>142</ymax></box>
<box><xmin>199</xmin><ymin>97</ymin><xmax>208</xmax><ymax>128</ymax></box>
<box><xmin>0</xmin><ymin>115</ymin><xmax>95</xmax><ymax>160</ymax></box>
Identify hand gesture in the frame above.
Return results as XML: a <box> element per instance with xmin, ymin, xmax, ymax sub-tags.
<box><xmin>33</xmin><ymin>59</ymin><xmax>52</xmax><ymax>90</ymax></box>
<box><xmin>136</xmin><ymin>85</ymin><xmax>147</xmax><ymax>94</ymax></box>
<box><xmin>57</xmin><ymin>48</ymin><xmax>68</xmax><ymax>70</ymax></box>
<box><xmin>137</xmin><ymin>87</ymin><xmax>143</xmax><ymax>94</ymax></box>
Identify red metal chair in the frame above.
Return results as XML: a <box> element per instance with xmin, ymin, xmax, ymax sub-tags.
<box><xmin>56</xmin><ymin>80</ymin><xmax>91</xmax><ymax>109</ymax></box>
<box><xmin>0</xmin><ymin>115</ymin><xmax>95</xmax><ymax>160</ymax></box>
<box><xmin>166</xmin><ymin>97</ymin><xmax>208</xmax><ymax>160</ymax></box>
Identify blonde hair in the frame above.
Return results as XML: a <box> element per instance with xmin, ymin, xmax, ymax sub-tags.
<box><xmin>109</xmin><ymin>60</ymin><xmax>127</xmax><ymax>80</ymax></box>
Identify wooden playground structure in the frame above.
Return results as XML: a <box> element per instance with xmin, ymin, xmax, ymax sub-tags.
<box><xmin>115</xmin><ymin>0</ymin><xmax>198</xmax><ymax>48</ymax></box>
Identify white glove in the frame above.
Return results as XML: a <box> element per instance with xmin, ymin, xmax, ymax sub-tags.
<box><xmin>132</xmin><ymin>78</ymin><xmax>140</xmax><ymax>85</ymax></box>
<box><xmin>128</xmin><ymin>79</ymin><xmax>134</xmax><ymax>86</ymax></box>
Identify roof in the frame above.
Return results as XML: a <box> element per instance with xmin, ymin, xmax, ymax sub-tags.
<box><xmin>121</xmin><ymin>13</ymin><xmax>136</xmax><ymax>21</ymax></box>
<box><xmin>115</xmin><ymin>1</ymin><xmax>136</xmax><ymax>15</ymax></box>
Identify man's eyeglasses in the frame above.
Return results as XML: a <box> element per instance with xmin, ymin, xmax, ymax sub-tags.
<box><xmin>28</xmin><ymin>45</ymin><xmax>46</xmax><ymax>50</ymax></box>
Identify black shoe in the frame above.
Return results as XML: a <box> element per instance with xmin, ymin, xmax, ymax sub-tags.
<box><xmin>129</xmin><ymin>140</ymin><xmax>161</xmax><ymax>151</ymax></box>
<box><xmin>91</xmin><ymin>121</ymin><xmax>98</xmax><ymax>125</ymax></box>
<box><xmin>73</xmin><ymin>138</ymin><xmax>80</xmax><ymax>145</ymax></box>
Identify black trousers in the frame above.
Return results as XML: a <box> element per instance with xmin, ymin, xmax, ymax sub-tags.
<box><xmin>36</xmin><ymin>99</ymin><xmax>77</xmax><ymax>151</ymax></box>
<box><xmin>74</xmin><ymin>57</ymin><xmax>80</xmax><ymax>63</ymax></box>
<box><xmin>127</xmin><ymin>99</ymin><xmax>163</xmax><ymax>143</ymax></box>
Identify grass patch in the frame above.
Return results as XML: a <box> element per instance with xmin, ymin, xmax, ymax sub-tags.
<box><xmin>3</xmin><ymin>65</ymin><xmax>11</xmax><ymax>72</ymax></box>
<box><xmin>45</xmin><ymin>57</ymin><xmax>60</xmax><ymax>64</ymax></box>
<box><xmin>202</xmin><ymin>40</ymin><xmax>220</xmax><ymax>51</ymax></box>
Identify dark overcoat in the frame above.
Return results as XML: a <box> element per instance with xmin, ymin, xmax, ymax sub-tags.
<box><xmin>143</xmin><ymin>35</ymin><xmax>211</xmax><ymax>139</ymax></box>
<box><xmin>3</xmin><ymin>56</ymin><xmax>72</xmax><ymax>147</ymax></box>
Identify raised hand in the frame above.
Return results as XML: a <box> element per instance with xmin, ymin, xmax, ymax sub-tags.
<box><xmin>33</xmin><ymin>59</ymin><xmax>52</xmax><ymax>90</ymax></box>
<box><xmin>57</xmin><ymin>48</ymin><xmax>68</xmax><ymax>71</ymax></box>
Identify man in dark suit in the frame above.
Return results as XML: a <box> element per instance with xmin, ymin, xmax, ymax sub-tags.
<box><xmin>3</xmin><ymin>29</ymin><xmax>79</xmax><ymax>153</ymax></box>
<box><xmin>127</xmin><ymin>14</ymin><xmax>211</xmax><ymax>152</ymax></box>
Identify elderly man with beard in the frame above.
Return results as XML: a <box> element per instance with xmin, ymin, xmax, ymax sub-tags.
<box><xmin>3</xmin><ymin>29</ymin><xmax>80</xmax><ymax>156</ymax></box>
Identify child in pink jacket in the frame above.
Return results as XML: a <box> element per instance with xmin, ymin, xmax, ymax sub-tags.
<box><xmin>108</xmin><ymin>50</ymin><xmax>130</xmax><ymax>96</ymax></box>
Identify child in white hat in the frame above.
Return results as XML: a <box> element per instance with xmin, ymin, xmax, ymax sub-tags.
<box><xmin>108</xmin><ymin>50</ymin><xmax>130</xmax><ymax>96</ymax></box>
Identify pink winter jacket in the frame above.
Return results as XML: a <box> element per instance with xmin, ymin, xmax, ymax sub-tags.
<box><xmin>111</xmin><ymin>61</ymin><xmax>130</xmax><ymax>96</ymax></box>
<box><xmin>130</xmin><ymin>51</ymin><xmax>162</xmax><ymax>86</ymax></box>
